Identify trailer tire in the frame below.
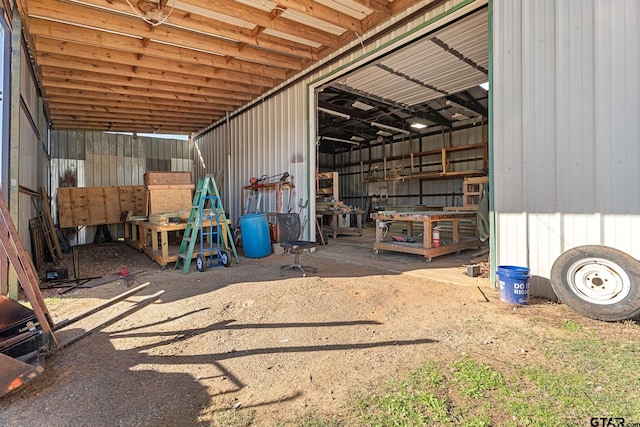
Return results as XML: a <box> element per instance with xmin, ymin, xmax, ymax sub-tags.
<box><xmin>550</xmin><ymin>245</ymin><xmax>640</xmax><ymax>321</ymax></box>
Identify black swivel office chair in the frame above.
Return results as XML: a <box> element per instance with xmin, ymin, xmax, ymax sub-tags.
<box><xmin>278</xmin><ymin>213</ymin><xmax>319</xmax><ymax>277</ymax></box>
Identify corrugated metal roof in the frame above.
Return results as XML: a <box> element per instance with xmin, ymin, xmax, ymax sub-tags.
<box><xmin>336</xmin><ymin>9</ymin><xmax>488</xmax><ymax>107</ymax></box>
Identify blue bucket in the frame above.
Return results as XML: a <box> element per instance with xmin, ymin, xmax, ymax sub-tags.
<box><xmin>239</xmin><ymin>213</ymin><xmax>272</xmax><ymax>258</ymax></box>
<box><xmin>497</xmin><ymin>265</ymin><xmax>530</xmax><ymax>305</ymax></box>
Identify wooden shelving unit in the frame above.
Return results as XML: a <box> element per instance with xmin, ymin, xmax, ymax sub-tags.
<box><xmin>359</xmin><ymin>141</ymin><xmax>487</xmax><ymax>183</ymax></box>
<box><xmin>317</xmin><ymin>172</ymin><xmax>339</xmax><ymax>199</ymax></box>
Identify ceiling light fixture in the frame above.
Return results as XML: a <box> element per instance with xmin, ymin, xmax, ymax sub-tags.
<box><xmin>452</xmin><ymin>113</ymin><xmax>470</xmax><ymax>121</ymax></box>
<box><xmin>350</xmin><ymin>136</ymin><xmax>365</xmax><ymax>142</ymax></box>
<box><xmin>318</xmin><ymin>107</ymin><xmax>350</xmax><ymax>120</ymax></box>
<box><xmin>480</xmin><ymin>81</ymin><xmax>490</xmax><ymax>91</ymax></box>
<box><xmin>410</xmin><ymin>123</ymin><xmax>428</xmax><ymax>129</ymax></box>
<box><xmin>371</xmin><ymin>122</ymin><xmax>410</xmax><ymax>135</ymax></box>
<box><xmin>322</xmin><ymin>136</ymin><xmax>360</xmax><ymax>145</ymax></box>
<box><xmin>352</xmin><ymin>101</ymin><xmax>374</xmax><ymax>111</ymax></box>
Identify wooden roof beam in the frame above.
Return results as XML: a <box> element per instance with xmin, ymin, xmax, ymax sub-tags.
<box><xmin>44</xmin><ymin>94</ymin><xmax>235</xmax><ymax>115</ymax></box>
<box><xmin>29</xmin><ymin>18</ymin><xmax>288</xmax><ymax>81</ymax></box>
<box><xmin>43</xmin><ymin>88</ymin><xmax>240</xmax><ymax>111</ymax></box>
<box><xmin>28</xmin><ymin>0</ymin><xmax>306</xmax><ymax>70</ymax></box>
<box><xmin>176</xmin><ymin>0</ymin><xmax>342</xmax><ymax>47</ymax></box>
<box><xmin>49</xmin><ymin>111</ymin><xmax>212</xmax><ymax>126</ymax></box>
<box><xmin>39</xmin><ymin>63</ymin><xmax>263</xmax><ymax>96</ymax></box>
<box><xmin>273</xmin><ymin>0</ymin><xmax>364</xmax><ymax>34</ymax></box>
<box><xmin>50</xmin><ymin>121</ymin><xmax>200</xmax><ymax>134</ymax></box>
<box><xmin>49</xmin><ymin>104</ymin><xmax>219</xmax><ymax>121</ymax></box>
<box><xmin>39</xmin><ymin>69</ymin><xmax>258</xmax><ymax>102</ymax></box>
<box><xmin>41</xmin><ymin>79</ymin><xmax>246</xmax><ymax>105</ymax></box>
<box><xmin>64</xmin><ymin>0</ymin><xmax>340</xmax><ymax>50</ymax></box>
<box><xmin>33</xmin><ymin>41</ymin><xmax>280</xmax><ymax>88</ymax></box>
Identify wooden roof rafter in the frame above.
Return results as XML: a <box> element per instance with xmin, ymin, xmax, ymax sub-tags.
<box><xmin>20</xmin><ymin>0</ymin><xmax>427</xmax><ymax>134</ymax></box>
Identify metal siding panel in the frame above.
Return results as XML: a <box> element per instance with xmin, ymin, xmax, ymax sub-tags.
<box><xmin>494</xmin><ymin>0</ymin><xmax>640</xmax><ymax>297</ymax></box>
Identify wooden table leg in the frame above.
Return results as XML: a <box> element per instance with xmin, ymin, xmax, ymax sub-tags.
<box><xmin>452</xmin><ymin>218</ymin><xmax>460</xmax><ymax>243</ymax></box>
<box><xmin>161</xmin><ymin>230</ymin><xmax>169</xmax><ymax>260</ymax></box>
<box><xmin>330</xmin><ymin>214</ymin><xmax>337</xmax><ymax>238</ymax></box>
<box><xmin>151</xmin><ymin>230</ymin><xmax>158</xmax><ymax>251</ymax></box>
<box><xmin>424</xmin><ymin>220</ymin><xmax>433</xmax><ymax>248</ymax></box>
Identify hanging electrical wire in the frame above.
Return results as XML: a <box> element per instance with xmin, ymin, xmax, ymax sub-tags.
<box><xmin>124</xmin><ymin>0</ymin><xmax>176</xmax><ymax>27</ymax></box>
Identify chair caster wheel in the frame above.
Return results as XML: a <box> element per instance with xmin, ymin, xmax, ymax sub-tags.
<box><xmin>312</xmin><ymin>268</ymin><xmax>317</xmax><ymax>273</ymax></box>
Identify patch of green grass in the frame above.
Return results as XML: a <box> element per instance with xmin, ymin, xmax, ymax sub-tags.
<box><xmin>562</xmin><ymin>318</ymin><xmax>583</xmax><ymax>332</ymax></box>
<box><xmin>450</xmin><ymin>357</ymin><xmax>507</xmax><ymax>399</ymax></box>
<box><xmin>354</xmin><ymin>361</ymin><xmax>453</xmax><ymax>426</ymax></box>
<box><xmin>205</xmin><ymin>328</ymin><xmax>640</xmax><ymax>426</ymax></box>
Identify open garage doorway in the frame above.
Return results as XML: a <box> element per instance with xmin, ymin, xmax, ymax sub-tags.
<box><xmin>310</xmin><ymin>4</ymin><xmax>491</xmax><ymax>265</ymax></box>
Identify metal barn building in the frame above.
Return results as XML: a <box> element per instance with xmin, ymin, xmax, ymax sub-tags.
<box><xmin>1</xmin><ymin>0</ymin><xmax>639</xmax><ymax>318</ymax></box>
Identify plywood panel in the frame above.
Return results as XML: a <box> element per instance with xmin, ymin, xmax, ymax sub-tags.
<box><xmin>104</xmin><ymin>187</ymin><xmax>121</xmax><ymax>222</ymax></box>
<box><xmin>57</xmin><ymin>185</ymin><xmax>145</xmax><ymax>227</ymax></box>
<box><xmin>70</xmin><ymin>188</ymin><xmax>90</xmax><ymax>226</ymax></box>
<box><xmin>147</xmin><ymin>189</ymin><xmax>193</xmax><ymax>214</ymax></box>
<box><xmin>57</xmin><ymin>186</ymin><xmax>74</xmax><ymax>228</ymax></box>
<box><xmin>118</xmin><ymin>186</ymin><xmax>136</xmax><ymax>213</ymax></box>
<box><xmin>86</xmin><ymin>187</ymin><xmax>108</xmax><ymax>225</ymax></box>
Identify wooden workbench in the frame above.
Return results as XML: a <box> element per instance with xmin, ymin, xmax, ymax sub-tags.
<box><xmin>316</xmin><ymin>208</ymin><xmax>364</xmax><ymax>238</ymax></box>
<box><xmin>370</xmin><ymin>211</ymin><xmax>481</xmax><ymax>262</ymax></box>
<box><xmin>125</xmin><ymin>218</ymin><xmax>230</xmax><ymax>266</ymax></box>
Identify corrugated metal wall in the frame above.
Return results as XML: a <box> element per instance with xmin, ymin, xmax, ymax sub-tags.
<box><xmin>493</xmin><ymin>0</ymin><xmax>640</xmax><ymax>298</ymax></box>
<box><xmin>51</xmin><ymin>131</ymin><xmax>193</xmax><ymax>243</ymax></box>
<box><xmin>194</xmin><ymin>0</ymin><xmax>482</xmax><ymax>233</ymax></box>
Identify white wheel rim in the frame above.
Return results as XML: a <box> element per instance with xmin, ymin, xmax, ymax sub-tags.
<box><xmin>566</xmin><ymin>257</ymin><xmax>631</xmax><ymax>305</ymax></box>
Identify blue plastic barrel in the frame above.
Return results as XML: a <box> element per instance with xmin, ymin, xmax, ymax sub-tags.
<box><xmin>239</xmin><ymin>213</ymin><xmax>272</xmax><ymax>258</ymax></box>
<box><xmin>497</xmin><ymin>265</ymin><xmax>531</xmax><ymax>305</ymax></box>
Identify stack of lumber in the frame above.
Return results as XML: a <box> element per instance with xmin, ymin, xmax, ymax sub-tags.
<box><xmin>147</xmin><ymin>212</ymin><xmax>189</xmax><ymax>226</ymax></box>
<box><xmin>316</xmin><ymin>198</ymin><xmax>353</xmax><ymax>213</ymax></box>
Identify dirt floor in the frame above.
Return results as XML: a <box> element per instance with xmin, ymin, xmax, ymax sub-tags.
<box><xmin>0</xmin><ymin>227</ymin><xmax>637</xmax><ymax>426</ymax></box>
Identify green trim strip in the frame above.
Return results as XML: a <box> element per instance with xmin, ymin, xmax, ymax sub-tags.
<box><xmin>487</xmin><ymin>0</ymin><xmax>496</xmax><ymax>288</ymax></box>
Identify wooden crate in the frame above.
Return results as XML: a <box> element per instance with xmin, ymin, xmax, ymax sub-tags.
<box><xmin>144</xmin><ymin>171</ymin><xmax>192</xmax><ymax>186</ymax></box>
<box><xmin>144</xmin><ymin>171</ymin><xmax>194</xmax><ymax>215</ymax></box>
